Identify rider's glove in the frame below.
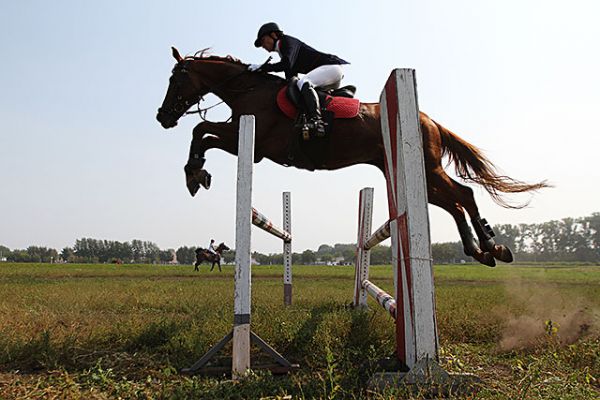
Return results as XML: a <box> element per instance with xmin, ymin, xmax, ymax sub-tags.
<box><xmin>247</xmin><ymin>64</ymin><xmax>262</xmax><ymax>72</ymax></box>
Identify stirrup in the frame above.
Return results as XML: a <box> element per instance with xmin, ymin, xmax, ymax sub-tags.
<box><xmin>309</xmin><ymin>117</ymin><xmax>326</xmax><ymax>137</ymax></box>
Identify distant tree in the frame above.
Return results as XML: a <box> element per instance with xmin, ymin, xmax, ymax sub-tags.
<box><xmin>300</xmin><ymin>250</ymin><xmax>316</xmax><ymax>264</ymax></box>
<box><xmin>341</xmin><ymin>248</ymin><xmax>356</xmax><ymax>264</ymax></box>
<box><xmin>159</xmin><ymin>249</ymin><xmax>174</xmax><ymax>264</ymax></box>
<box><xmin>143</xmin><ymin>241</ymin><xmax>161</xmax><ymax>263</ymax></box>
<box><xmin>0</xmin><ymin>245</ymin><xmax>10</xmax><ymax>259</ymax></box>
<box><xmin>131</xmin><ymin>239</ymin><xmax>144</xmax><ymax>263</ymax></box>
<box><xmin>317</xmin><ymin>244</ymin><xmax>334</xmax><ymax>256</ymax></box>
<box><xmin>269</xmin><ymin>253</ymin><xmax>284</xmax><ymax>265</ymax></box>
<box><xmin>494</xmin><ymin>224</ymin><xmax>520</xmax><ymax>253</ymax></box>
<box><xmin>8</xmin><ymin>250</ymin><xmax>27</xmax><ymax>262</ymax></box>
<box><xmin>431</xmin><ymin>242</ymin><xmax>464</xmax><ymax>264</ymax></box>
<box><xmin>320</xmin><ymin>253</ymin><xmax>333</xmax><ymax>263</ymax></box>
<box><xmin>60</xmin><ymin>247</ymin><xmax>74</xmax><ymax>262</ymax></box>
<box><xmin>176</xmin><ymin>246</ymin><xmax>196</xmax><ymax>265</ymax></box>
<box><xmin>222</xmin><ymin>249</ymin><xmax>235</xmax><ymax>264</ymax></box>
<box><xmin>370</xmin><ymin>245</ymin><xmax>391</xmax><ymax>264</ymax></box>
<box><xmin>252</xmin><ymin>251</ymin><xmax>270</xmax><ymax>265</ymax></box>
<box><xmin>580</xmin><ymin>213</ymin><xmax>600</xmax><ymax>261</ymax></box>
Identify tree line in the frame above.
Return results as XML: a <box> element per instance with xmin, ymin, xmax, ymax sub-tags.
<box><xmin>1</xmin><ymin>213</ymin><xmax>598</xmax><ymax>265</ymax></box>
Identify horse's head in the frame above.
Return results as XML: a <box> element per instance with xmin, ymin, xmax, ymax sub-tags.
<box><xmin>156</xmin><ymin>47</ymin><xmax>210</xmax><ymax>129</ymax></box>
<box><xmin>217</xmin><ymin>242</ymin><xmax>230</xmax><ymax>253</ymax></box>
<box><xmin>157</xmin><ymin>48</ymin><xmax>278</xmax><ymax>129</ymax></box>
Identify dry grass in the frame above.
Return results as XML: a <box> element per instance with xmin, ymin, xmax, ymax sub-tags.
<box><xmin>0</xmin><ymin>262</ymin><xmax>599</xmax><ymax>399</ymax></box>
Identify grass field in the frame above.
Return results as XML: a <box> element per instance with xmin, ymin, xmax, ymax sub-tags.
<box><xmin>0</xmin><ymin>262</ymin><xmax>598</xmax><ymax>399</ymax></box>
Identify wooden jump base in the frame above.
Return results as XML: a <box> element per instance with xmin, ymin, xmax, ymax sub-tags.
<box><xmin>183</xmin><ymin>115</ymin><xmax>298</xmax><ymax>379</ymax></box>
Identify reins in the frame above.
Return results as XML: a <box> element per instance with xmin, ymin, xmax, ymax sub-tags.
<box><xmin>183</xmin><ymin>56</ymin><xmax>273</xmax><ymax>122</ymax></box>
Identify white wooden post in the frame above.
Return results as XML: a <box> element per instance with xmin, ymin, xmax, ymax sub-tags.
<box><xmin>183</xmin><ymin>115</ymin><xmax>297</xmax><ymax>377</ymax></box>
<box><xmin>232</xmin><ymin>115</ymin><xmax>254</xmax><ymax>379</ymax></box>
<box><xmin>354</xmin><ymin>187</ymin><xmax>373</xmax><ymax>307</ymax></box>
<box><xmin>282</xmin><ymin>192</ymin><xmax>292</xmax><ymax>305</ymax></box>
<box><xmin>380</xmin><ymin>69</ymin><xmax>438</xmax><ymax>368</ymax></box>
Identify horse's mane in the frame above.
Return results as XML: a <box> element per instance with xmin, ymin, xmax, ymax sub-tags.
<box><xmin>182</xmin><ymin>48</ymin><xmax>243</xmax><ymax>64</ymax></box>
<box><xmin>184</xmin><ymin>48</ymin><xmax>285</xmax><ymax>84</ymax></box>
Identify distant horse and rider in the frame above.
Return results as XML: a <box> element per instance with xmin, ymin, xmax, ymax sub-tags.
<box><xmin>194</xmin><ymin>241</ymin><xmax>229</xmax><ymax>272</ymax></box>
<box><xmin>157</xmin><ymin>24</ymin><xmax>548</xmax><ymax>268</ymax></box>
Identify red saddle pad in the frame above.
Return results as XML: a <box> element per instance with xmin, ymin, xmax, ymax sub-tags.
<box><xmin>276</xmin><ymin>87</ymin><xmax>360</xmax><ymax>120</ymax></box>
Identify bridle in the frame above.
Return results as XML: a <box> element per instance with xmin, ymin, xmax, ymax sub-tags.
<box><xmin>157</xmin><ymin>62</ymin><xmax>204</xmax><ymax>117</ymax></box>
<box><xmin>159</xmin><ymin>56</ymin><xmax>272</xmax><ymax>123</ymax></box>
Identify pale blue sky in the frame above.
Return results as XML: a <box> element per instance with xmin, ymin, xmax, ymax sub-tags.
<box><xmin>1</xmin><ymin>1</ymin><xmax>598</xmax><ymax>254</ymax></box>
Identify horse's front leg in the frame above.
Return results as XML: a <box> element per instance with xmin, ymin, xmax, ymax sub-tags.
<box><xmin>185</xmin><ymin>122</ymin><xmax>238</xmax><ymax>196</ymax></box>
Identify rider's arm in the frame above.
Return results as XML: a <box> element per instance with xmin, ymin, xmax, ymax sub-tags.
<box><xmin>261</xmin><ymin>61</ymin><xmax>285</xmax><ymax>73</ymax></box>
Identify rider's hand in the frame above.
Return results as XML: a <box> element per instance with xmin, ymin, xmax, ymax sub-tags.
<box><xmin>247</xmin><ymin>64</ymin><xmax>261</xmax><ymax>72</ymax></box>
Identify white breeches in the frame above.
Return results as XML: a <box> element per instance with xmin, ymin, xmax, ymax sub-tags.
<box><xmin>297</xmin><ymin>65</ymin><xmax>344</xmax><ymax>90</ymax></box>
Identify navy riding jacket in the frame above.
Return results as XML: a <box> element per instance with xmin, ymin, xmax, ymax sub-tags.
<box><xmin>261</xmin><ymin>35</ymin><xmax>349</xmax><ymax>80</ymax></box>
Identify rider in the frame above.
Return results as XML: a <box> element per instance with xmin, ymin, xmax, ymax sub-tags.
<box><xmin>207</xmin><ymin>239</ymin><xmax>217</xmax><ymax>255</ymax></box>
<box><xmin>249</xmin><ymin>22</ymin><xmax>349</xmax><ymax>135</ymax></box>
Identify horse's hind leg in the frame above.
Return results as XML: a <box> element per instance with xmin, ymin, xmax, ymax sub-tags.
<box><xmin>428</xmin><ymin>168</ymin><xmax>496</xmax><ymax>267</ymax></box>
<box><xmin>439</xmin><ymin>172</ymin><xmax>513</xmax><ymax>264</ymax></box>
<box><xmin>470</xmin><ymin>213</ymin><xmax>513</xmax><ymax>263</ymax></box>
<box><xmin>194</xmin><ymin>262</ymin><xmax>199</xmax><ymax>272</ymax></box>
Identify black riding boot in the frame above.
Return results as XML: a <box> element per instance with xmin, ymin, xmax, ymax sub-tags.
<box><xmin>300</xmin><ymin>82</ymin><xmax>326</xmax><ymax>136</ymax></box>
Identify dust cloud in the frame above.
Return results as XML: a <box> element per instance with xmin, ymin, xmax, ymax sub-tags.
<box><xmin>497</xmin><ymin>281</ymin><xmax>596</xmax><ymax>351</ymax></box>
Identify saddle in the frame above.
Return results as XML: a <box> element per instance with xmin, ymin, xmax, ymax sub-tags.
<box><xmin>279</xmin><ymin>78</ymin><xmax>361</xmax><ymax>170</ymax></box>
<box><xmin>196</xmin><ymin>247</ymin><xmax>218</xmax><ymax>258</ymax></box>
<box><xmin>276</xmin><ymin>77</ymin><xmax>360</xmax><ymax>121</ymax></box>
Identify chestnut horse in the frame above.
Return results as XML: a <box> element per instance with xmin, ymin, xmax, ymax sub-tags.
<box><xmin>157</xmin><ymin>48</ymin><xmax>547</xmax><ymax>267</ymax></box>
<box><xmin>194</xmin><ymin>242</ymin><xmax>230</xmax><ymax>272</ymax></box>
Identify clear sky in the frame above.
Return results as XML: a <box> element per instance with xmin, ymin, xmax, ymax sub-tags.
<box><xmin>1</xmin><ymin>1</ymin><xmax>598</xmax><ymax>254</ymax></box>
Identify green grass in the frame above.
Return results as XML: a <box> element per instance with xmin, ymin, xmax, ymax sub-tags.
<box><xmin>0</xmin><ymin>262</ymin><xmax>599</xmax><ymax>399</ymax></box>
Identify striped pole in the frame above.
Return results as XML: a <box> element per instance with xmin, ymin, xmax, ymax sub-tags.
<box><xmin>365</xmin><ymin>220</ymin><xmax>391</xmax><ymax>250</ymax></box>
<box><xmin>380</xmin><ymin>69</ymin><xmax>438</xmax><ymax>369</ymax></box>
<box><xmin>362</xmin><ymin>279</ymin><xmax>397</xmax><ymax>319</ymax></box>
<box><xmin>252</xmin><ymin>208</ymin><xmax>292</xmax><ymax>242</ymax></box>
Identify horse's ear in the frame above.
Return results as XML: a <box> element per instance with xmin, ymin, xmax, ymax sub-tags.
<box><xmin>172</xmin><ymin>46</ymin><xmax>183</xmax><ymax>62</ymax></box>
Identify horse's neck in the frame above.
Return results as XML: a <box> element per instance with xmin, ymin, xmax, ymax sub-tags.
<box><xmin>192</xmin><ymin>62</ymin><xmax>245</xmax><ymax>102</ymax></box>
<box><xmin>193</xmin><ymin>61</ymin><xmax>279</xmax><ymax>107</ymax></box>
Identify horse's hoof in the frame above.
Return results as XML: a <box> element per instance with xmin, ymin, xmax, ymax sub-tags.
<box><xmin>186</xmin><ymin>179</ymin><xmax>200</xmax><ymax>197</ymax></box>
<box><xmin>492</xmin><ymin>245</ymin><xmax>514</xmax><ymax>263</ymax></box>
<box><xmin>472</xmin><ymin>251</ymin><xmax>496</xmax><ymax>267</ymax></box>
<box><xmin>480</xmin><ymin>252</ymin><xmax>496</xmax><ymax>267</ymax></box>
<box><xmin>199</xmin><ymin>170</ymin><xmax>212</xmax><ymax>190</ymax></box>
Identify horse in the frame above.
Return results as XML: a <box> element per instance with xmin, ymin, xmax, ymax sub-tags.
<box><xmin>157</xmin><ymin>47</ymin><xmax>548</xmax><ymax>268</ymax></box>
<box><xmin>194</xmin><ymin>242</ymin><xmax>230</xmax><ymax>272</ymax></box>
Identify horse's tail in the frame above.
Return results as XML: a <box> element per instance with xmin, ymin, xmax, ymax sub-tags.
<box><xmin>434</xmin><ymin>120</ymin><xmax>549</xmax><ymax>209</ymax></box>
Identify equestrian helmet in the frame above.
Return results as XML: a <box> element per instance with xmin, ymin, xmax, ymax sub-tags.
<box><xmin>254</xmin><ymin>22</ymin><xmax>282</xmax><ymax>47</ymax></box>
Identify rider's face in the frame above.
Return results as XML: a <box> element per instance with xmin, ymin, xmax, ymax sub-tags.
<box><xmin>260</xmin><ymin>34</ymin><xmax>276</xmax><ymax>52</ymax></box>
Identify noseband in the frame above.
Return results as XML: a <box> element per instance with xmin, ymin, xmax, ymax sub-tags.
<box><xmin>157</xmin><ymin>63</ymin><xmax>203</xmax><ymax>118</ymax></box>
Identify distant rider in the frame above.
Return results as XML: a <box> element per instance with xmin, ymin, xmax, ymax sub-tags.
<box><xmin>248</xmin><ymin>22</ymin><xmax>349</xmax><ymax>135</ymax></box>
<box><xmin>207</xmin><ymin>239</ymin><xmax>217</xmax><ymax>255</ymax></box>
